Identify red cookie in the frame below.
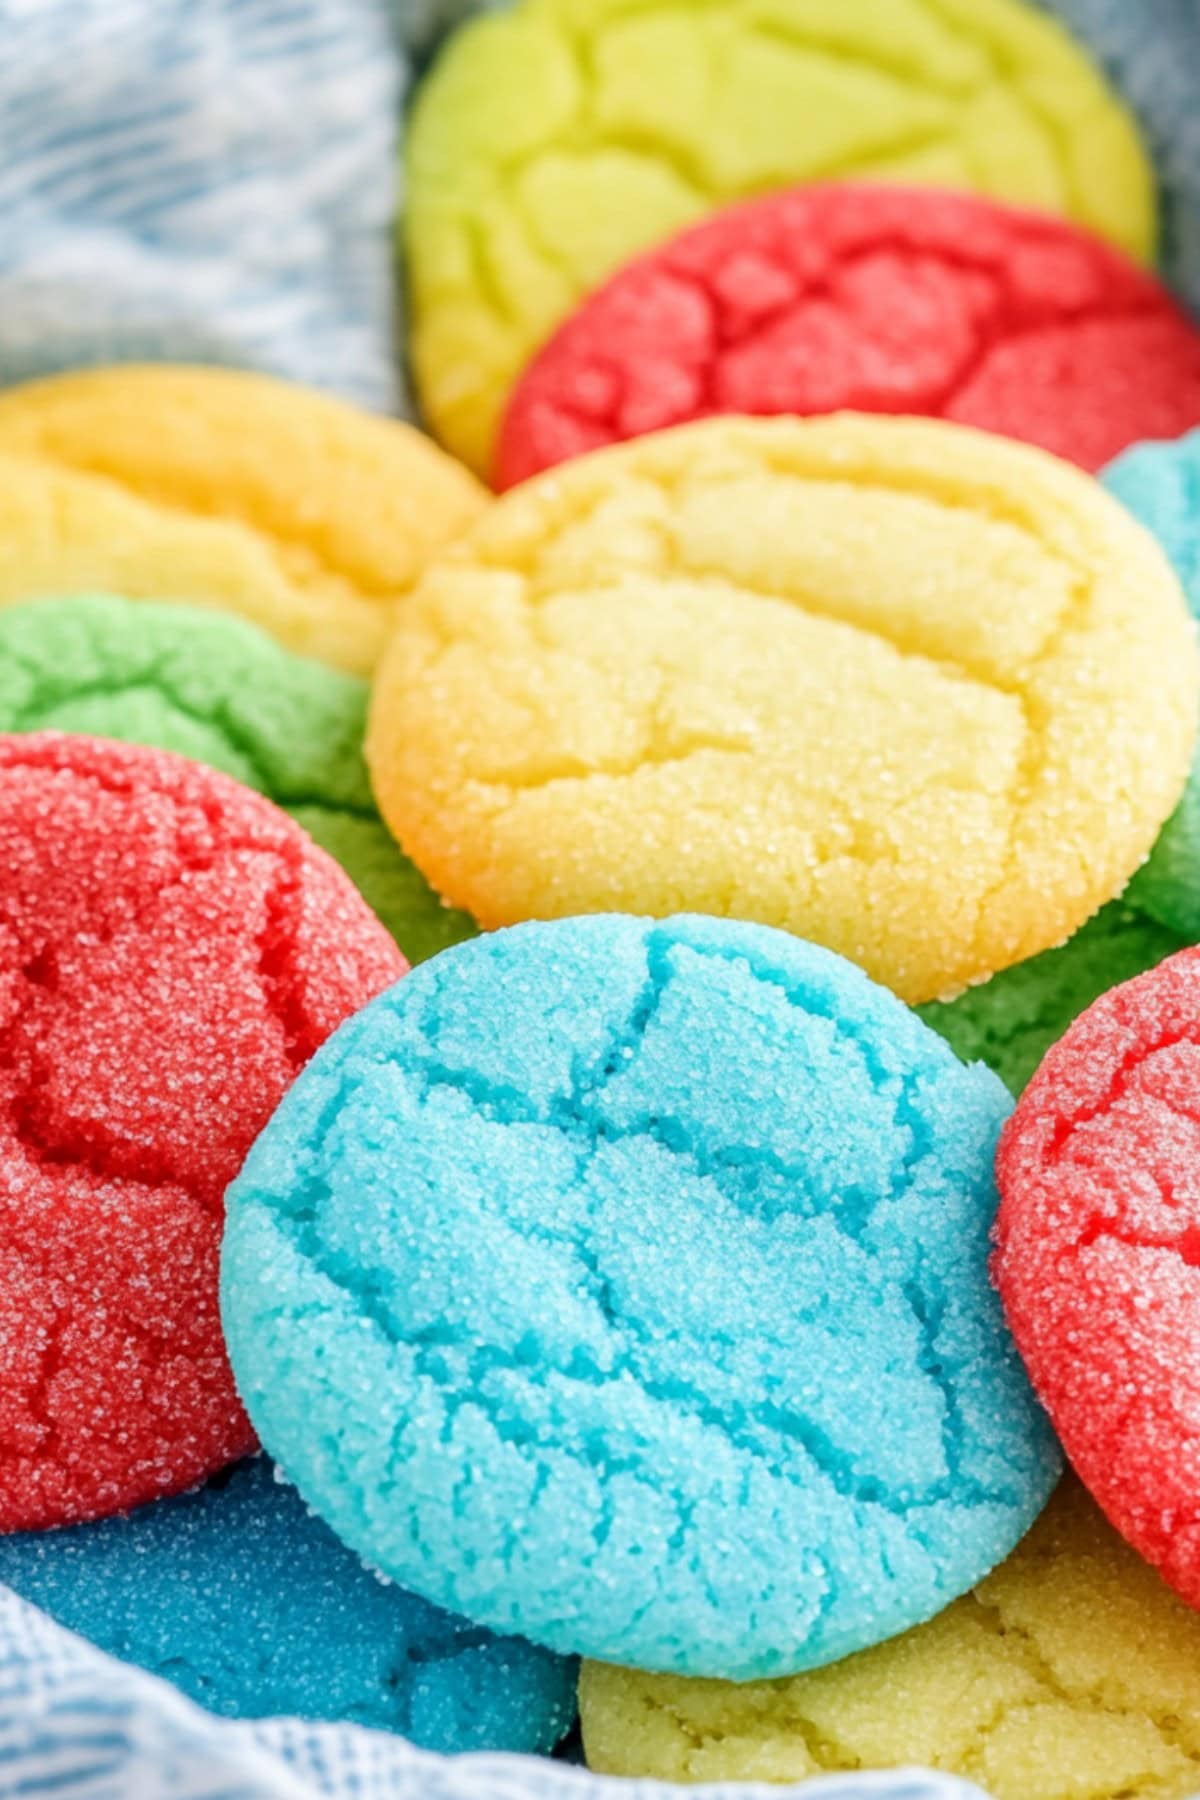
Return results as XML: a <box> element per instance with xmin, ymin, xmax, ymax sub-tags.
<box><xmin>0</xmin><ymin>734</ymin><xmax>405</xmax><ymax>1532</ymax></box>
<box><xmin>995</xmin><ymin>947</ymin><xmax>1200</xmax><ymax>1609</ymax></box>
<box><xmin>496</xmin><ymin>185</ymin><xmax>1200</xmax><ymax>489</ymax></box>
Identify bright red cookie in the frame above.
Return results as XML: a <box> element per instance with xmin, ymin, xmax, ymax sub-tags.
<box><xmin>496</xmin><ymin>185</ymin><xmax>1200</xmax><ymax>489</ymax></box>
<box><xmin>0</xmin><ymin>734</ymin><xmax>406</xmax><ymax>1532</ymax></box>
<box><xmin>995</xmin><ymin>946</ymin><xmax>1200</xmax><ymax>1609</ymax></box>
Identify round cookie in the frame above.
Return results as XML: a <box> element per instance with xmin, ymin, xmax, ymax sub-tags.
<box><xmin>0</xmin><ymin>733</ymin><xmax>405</xmax><ymax>1533</ymax></box>
<box><xmin>579</xmin><ymin>1478</ymin><xmax>1200</xmax><ymax>1800</ymax></box>
<box><xmin>0</xmin><ymin>365</ymin><xmax>484</xmax><ymax>675</ymax></box>
<box><xmin>920</xmin><ymin>423</ymin><xmax>1200</xmax><ymax>1091</ymax></box>
<box><xmin>221</xmin><ymin>914</ymin><xmax>1059</xmax><ymax>1682</ymax></box>
<box><xmin>0</xmin><ymin>595</ymin><xmax>475</xmax><ymax>965</ymax></box>
<box><xmin>367</xmin><ymin>414</ymin><xmax>1198</xmax><ymax>1008</ymax></box>
<box><xmin>1104</xmin><ymin>425</ymin><xmax>1200</xmax><ymax>940</ymax></box>
<box><xmin>405</xmin><ymin>0</ymin><xmax>1156</xmax><ymax>475</ymax></box>
<box><xmin>0</xmin><ymin>1455</ymin><xmax>576</xmax><ymax>1753</ymax></box>
<box><xmin>496</xmin><ymin>186</ymin><xmax>1200</xmax><ymax>489</ymax></box>
<box><xmin>995</xmin><ymin>946</ymin><xmax>1200</xmax><ymax>1610</ymax></box>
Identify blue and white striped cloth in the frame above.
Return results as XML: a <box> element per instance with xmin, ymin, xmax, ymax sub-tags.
<box><xmin>0</xmin><ymin>0</ymin><xmax>412</xmax><ymax>412</ymax></box>
<box><xmin>0</xmin><ymin>1586</ymin><xmax>990</xmax><ymax>1800</ymax></box>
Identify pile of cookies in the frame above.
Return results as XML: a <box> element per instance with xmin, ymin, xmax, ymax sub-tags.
<box><xmin>4</xmin><ymin>4</ymin><xmax>1200</xmax><ymax>1800</ymax></box>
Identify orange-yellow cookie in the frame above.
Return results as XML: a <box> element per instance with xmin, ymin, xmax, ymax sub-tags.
<box><xmin>0</xmin><ymin>365</ymin><xmax>484</xmax><ymax>675</ymax></box>
<box><xmin>367</xmin><ymin>414</ymin><xmax>1198</xmax><ymax>1007</ymax></box>
<box><xmin>579</xmin><ymin>1480</ymin><xmax>1200</xmax><ymax>1800</ymax></box>
<box><xmin>405</xmin><ymin>0</ymin><xmax>1157</xmax><ymax>474</ymax></box>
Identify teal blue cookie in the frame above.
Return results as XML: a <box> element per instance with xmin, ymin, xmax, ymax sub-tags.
<box><xmin>221</xmin><ymin>915</ymin><xmax>1059</xmax><ymax>1683</ymax></box>
<box><xmin>0</xmin><ymin>1456</ymin><xmax>575</xmax><ymax>1751</ymax></box>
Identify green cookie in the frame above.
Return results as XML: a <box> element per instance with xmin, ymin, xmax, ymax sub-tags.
<box><xmin>0</xmin><ymin>594</ymin><xmax>475</xmax><ymax>965</ymax></box>
<box><xmin>918</xmin><ymin>902</ymin><xmax>1187</xmax><ymax>1097</ymax></box>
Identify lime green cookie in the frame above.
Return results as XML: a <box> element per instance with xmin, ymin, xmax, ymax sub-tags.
<box><xmin>406</xmin><ymin>0</ymin><xmax>1157</xmax><ymax>475</ymax></box>
<box><xmin>917</xmin><ymin>901</ymin><xmax>1187</xmax><ymax>1095</ymax></box>
<box><xmin>0</xmin><ymin>595</ymin><xmax>475</xmax><ymax>964</ymax></box>
<box><xmin>580</xmin><ymin>1480</ymin><xmax>1200</xmax><ymax>1800</ymax></box>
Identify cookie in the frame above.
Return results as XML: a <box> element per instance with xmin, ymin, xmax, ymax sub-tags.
<box><xmin>0</xmin><ymin>595</ymin><xmax>475</xmax><ymax>965</ymax></box>
<box><xmin>405</xmin><ymin>0</ymin><xmax>1155</xmax><ymax>474</ymax></box>
<box><xmin>0</xmin><ymin>1456</ymin><xmax>576</xmax><ymax>1753</ymax></box>
<box><xmin>0</xmin><ymin>733</ymin><xmax>405</xmax><ymax>1532</ymax></box>
<box><xmin>1104</xmin><ymin>426</ymin><xmax>1200</xmax><ymax>939</ymax></box>
<box><xmin>0</xmin><ymin>365</ymin><xmax>484</xmax><ymax>675</ymax></box>
<box><xmin>222</xmin><ymin>914</ymin><xmax>1058</xmax><ymax>1682</ymax></box>
<box><xmin>579</xmin><ymin>1478</ymin><xmax>1200</xmax><ymax>1800</ymax></box>
<box><xmin>920</xmin><ymin>423</ymin><xmax>1200</xmax><ymax>1091</ymax></box>
<box><xmin>367</xmin><ymin>414</ymin><xmax>1198</xmax><ymax>1007</ymax></box>
<box><xmin>496</xmin><ymin>186</ymin><xmax>1200</xmax><ymax>488</ymax></box>
<box><xmin>995</xmin><ymin>947</ymin><xmax>1200</xmax><ymax>1610</ymax></box>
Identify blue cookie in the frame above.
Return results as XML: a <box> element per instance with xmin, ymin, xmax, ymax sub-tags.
<box><xmin>221</xmin><ymin>915</ymin><xmax>1059</xmax><ymax>1682</ymax></box>
<box><xmin>0</xmin><ymin>1456</ymin><xmax>575</xmax><ymax>1752</ymax></box>
<box><xmin>1103</xmin><ymin>424</ymin><xmax>1200</xmax><ymax>938</ymax></box>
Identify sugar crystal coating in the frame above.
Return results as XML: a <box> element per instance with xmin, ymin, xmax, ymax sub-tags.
<box><xmin>996</xmin><ymin>946</ymin><xmax>1200</xmax><ymax>1609</ymax></box>
<box><xmin>579</xmin><ymin>1479</ymin><xmax>1200</xmax><ymax>1800</ymax></box>
<box><xmin>0</xmin><ymin>595</ymin><xmax>476</xmax><ymax>964</ymax></box>
<box><xmin>0</xmin><ymin>732</ymin><xmax>406</xmax><ymax>1531</ymax></box>
<box><xmin>222</xmin><ymin>914</ymin><xmax>1058</xmax><ymax>1681</ymax></box>
<box><xmin>0</xmin><ymin>1456</ymin><xmax>576</xmax><ymax>1753</ymax></box>
<box><xmin>497</xmin><ymin>185</ymin><xmax>1200</xmax><ymax>488</ymax></box>
<box><xmin>367</xmin><ymin>414</ymin><xmax>1199</xmax><ymax>1007</ymax></box>
<box><xmin>406</xmin><ymin>0</ymin><xmax>1155</xmax><ymax>472</ymax></box>
<box><xmin>0</xmin><ymin>365</ymin><xmax>484</xmax><ymax>674</ymax></box>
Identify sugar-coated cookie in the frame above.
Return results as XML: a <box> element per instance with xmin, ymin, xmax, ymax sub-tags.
<box><xmin>496</xmin><ymin>186</ymin><xmax>1200</xmax><ymax>488</ymax></box>
<box><xmin>0</xmin><ymin>734</ymin><xmax>405</xmax><ymax>1532</ymax></box>
<box><xmin>579</xmin><ymin>1479</ymin><xmax>1200</xmax><ymax>1800</ymax></box>
<box><xmin>0</xmin><ymin>1456</ymin><xmax>576</xmax><ymax>1753</ymax></box>
<box><xmin>1104</xmin><ymin>426</ymin><xmax>1200</xmax><ymax>940</ymax></box>
<box><xmin>406</xmin><ymin>0</ymin><xmax>1155</xmax><ymax>474</ymax></box>
<box><xmin>222</xmin><ymin>914</ymin><xmax>1058</xmax><ymax>1682</ymax></box>
<box><xmin>367</xmin><ymin>415</ymin><xmax>1198</xmax><ymax>1007</ymax></box>
<box><xmin>0</xmin><ymin>596</ymin><xmax>475</xmax><ymax>964</ymax></box>
<box><xmin>995</xmin><ymin>947</ymin><xmax>1200</xmax><ymax>1610</ymax></box>
<box><xmin>0</xmin><ymin>366</ymin><xmax>484</xmax><ymax>675</ymax></box>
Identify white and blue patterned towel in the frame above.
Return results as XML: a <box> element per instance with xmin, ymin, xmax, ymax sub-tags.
<box><xmin>0</xmin><ymin>1586</ymin><xmax>990</xmax><ymax>1800</ymax></box>
<box><xmin>0</xmin><ymin>0</ymin><xmax>411</xmax><ymax>412</ymax></box>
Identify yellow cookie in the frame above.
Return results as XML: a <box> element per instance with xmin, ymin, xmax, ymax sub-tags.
<box><xmin>0</xmin><ymin>366</ymin><xmax>484</xmax><ymax>675</ymax></box>
<box><xmin>367</xmin><ymin>414</ymin><xmax>1197</xmax><ymax>1007</ymax></box>
<box><xmin>406</xmin><ymin>0</ymin><xmax>1157</xmax><ymax>475</ymax></box>
<box><xmin>580</xmin><ymin>1480</ymin><xmax>1200</xmax><ymax>1800</ymax></box>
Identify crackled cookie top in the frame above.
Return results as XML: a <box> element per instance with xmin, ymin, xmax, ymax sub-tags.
<box><xmin>0</xmin><ymin>733</ymin><xmax>405</xmax><ymax>1532</ymax></box>
<box><xmin>405</xmin><ymin>0</ymin><xmax>1156</xmax><ymax>473</ymax></box>
<box><xmin>579</xmin><ymin>1479</ymin><xmax>1200</xmax><ymax>1800</ymax></box>
<box><xmin>367</xmin><ymin>414</ymin><xmax>1198</xmax><ymax>1007</ymax></box>
<box><xmin>0</xmin><ymin>596</ymin><xmax>475</xmax><ymax>964</ymax></box>
<box><xmin>996</xmin><ymin>946</ymin><xmax>1200</xmax><ymax>1610</ymax></box>
<box><xmin>496</xmin><ymin>185</ymin><xmax>1200</xmax><ymax>487</ymax></box>
<box><xmin>0</xmin><ymin>1456</ymin><xmax>576</xmax><ymax>1754</ymax></box>
<box><xmin>0</xmin><ymin>365</ymin><xmax>484</xmax><ymax>674</ymax></box>
<box><xmin>221</xmin><ymin>914</ymin><xmax>1057</xmax><ymax>1681</ymax></box>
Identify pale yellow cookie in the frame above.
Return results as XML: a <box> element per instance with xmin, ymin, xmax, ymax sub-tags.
<box><xmin>580</xmin><ymin>1480</ymin><xmax>1200</xmax><ymax>1800</ymax></box>
<box><xmin>0</xmin><ymin>366</ymin><xmax>484</xmax><ymax>674</ymax></box>
<box><xmin>406</xmin><ymin>0</ymin><xmax>1157</xmax><ymax>474</ymax></box>
<box><xmin>367</xmin><ymin>414</ymin><xmax>1197</xmax><ymax>1007</ymax></box>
